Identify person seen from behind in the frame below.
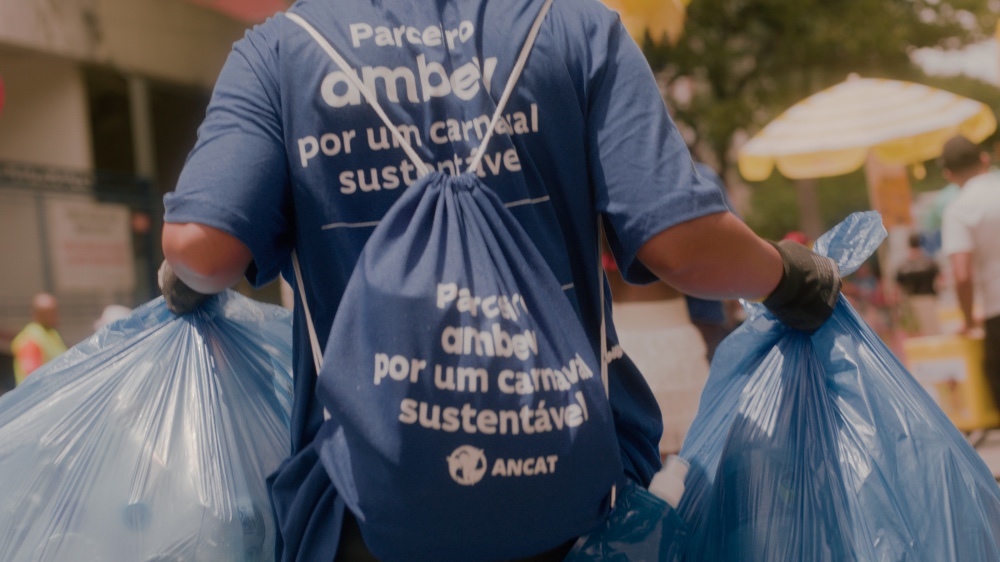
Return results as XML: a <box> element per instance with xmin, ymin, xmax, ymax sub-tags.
<box><xmin>156</xmin><ymin>1</ymin><xmax>843</xmax><ymax>558</ymax></box>
<box><xmin>941</xmin><ymin>135</ymin><xmax>1000</xmax><ymax>406</ymax></box>
<box><xmin>11</xmin><ymin>293</ymin><xmax>66</xmax><ymax>385</ymax></box>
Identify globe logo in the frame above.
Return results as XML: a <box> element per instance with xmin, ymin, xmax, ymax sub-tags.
<box><xmin>446</xmin><ymin>445</ymin><xmax>487</xmax><ymax>486</ymax></box>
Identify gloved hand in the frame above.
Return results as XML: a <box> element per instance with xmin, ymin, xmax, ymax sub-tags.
<box><xmin>762</xmin><ymin>240</ymin><xmax>842</xmax><ymax>332</ymax></box>
<box><xmin>158</xmin><ymin>260</ymin><xmax>212</xmax><ymax>315</ymax></box>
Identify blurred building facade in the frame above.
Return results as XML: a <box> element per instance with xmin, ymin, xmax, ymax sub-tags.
<box><xmin>0</xmin><ymin>0</ymin><xmax>284</xmax><ymax>371</ymax></box>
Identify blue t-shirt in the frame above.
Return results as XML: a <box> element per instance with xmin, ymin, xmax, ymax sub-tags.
<box><xmin>164</xmin><ymin>0</ymin><xmax>728</xmax><ymax>557</ymax></box>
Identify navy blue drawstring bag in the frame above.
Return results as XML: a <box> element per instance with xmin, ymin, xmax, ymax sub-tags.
<box><xmin>288</xmin><ymin>5</ymin><xmax>621</xmax><ymax>561</ymax></box>
<box><xmin>678</xmin><ymin>211</ymin><xmax>1000</xmax><ymax>561</ymax></box>
<box><xmin>311</xmin><ymin>173</ymin><xmax>621</xmax><ymax>562</ymax></box>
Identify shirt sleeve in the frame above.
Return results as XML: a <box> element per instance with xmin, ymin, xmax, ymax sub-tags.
<box><xmin>586</xmin><ymin>19</ymin><xmax>728</xmax><ymax>284</ymax></box>
<box><xmin>163</xmin><ymin>23</ymin><xmax>293</xmax><ymax>287</ymax></box>
<box><xmin>15</xmin><ymin>340</ymin><xmax>43</xmax><ymax>376</ymax></box>
<box><xmin>941</xmin><ymin>202</ymin><xmax>973</xmax><ymax>256</ymax></box>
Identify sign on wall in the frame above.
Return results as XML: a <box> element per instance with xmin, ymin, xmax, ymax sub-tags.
<box><xmin>46</xmin><ymin>198</ymin><xmax>135</xmax><ymax>294</ymax></box>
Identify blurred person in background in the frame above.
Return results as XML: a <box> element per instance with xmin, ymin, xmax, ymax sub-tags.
<box><xmin>93</xmin><ymin>304</ymin><xmax>132</xmax><ymax>332</ymax></box>
<box><xmin>842</xmin><ymin>259</ymin><xmax>892</xmax><ymax>340</ymax></box>
<box><xmin>941</xmin><ymin>135</ymin><xmax>1000</xmax><ymax>406</ymax></box>
<box><xmin>895</xmin><ymin>232</ymin><xmax>940</xmax><ymax>336</ymax></box>
<box><xmin>11</xmin><ymin>293</ymin><xmax>66</xmax><ymax>385</ymax></box>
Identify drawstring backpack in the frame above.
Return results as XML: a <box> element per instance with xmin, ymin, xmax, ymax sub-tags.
<box><xmin>287</xmin><ymin>4</ymin><xmax>623</xmax><ymax>561</ymax></box>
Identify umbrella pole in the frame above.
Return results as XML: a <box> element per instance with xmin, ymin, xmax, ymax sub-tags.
<box><xmin>795</xmin><ymin>178</ymin><xmax>824</xmax><ymax>242</ymax></box>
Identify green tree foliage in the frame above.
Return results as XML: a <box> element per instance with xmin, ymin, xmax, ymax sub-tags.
<box><xmin>647</xmin><ymin>0</ymin><xmax>997</xmax><ymax>169</ymax></box>
<box><xmin>744</xmin><ymin>171</ymin><xmax>871</xmax><ymax>240</ymax></box>
<box><xmin>645</xmin><ymin>0</ymin><xmax>1000</xmax><ymax>234</ymax></box>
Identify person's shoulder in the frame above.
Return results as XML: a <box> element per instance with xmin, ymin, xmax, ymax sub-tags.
<box><xmin>13</xmin><ymin>322</ymin><xmax>43</xmax><ymax>341</ymax></box>
<box><xmin>941</xmin><ymin>182</ymin><xmax>986</xmax><ymax>236</ymax></box>
<box><xmin>947</xmin><ymin>182</ymin><xmax>981</xmax><ymax>211</ymax></box>
<box><xmin>941</xmin><ymin>195</ymin><xmax>965</xmax><ymax>231</ymax></box>
<box><xmin>974</xmin><ymin>170</ymin><xmax>1000</xmax><ymax>193</ymax></box>
<box><xmin>552</xmin><ymin>0</ymin><xmax>619</xmax><ymax>19</ymax></box>
<box><xmin>547</xmin><ymin>0</ymin><xmax>623</xmax><ymax>41</ymax></box>
<box><xmin>952</xmin><ymin>173</ymin><xmax>1000</xmax><ymax>209</ymax></box>
<box><xmin>232</xmin><ymin>10</ymin><xmax>297</xmax><ymax>59</ymax></box>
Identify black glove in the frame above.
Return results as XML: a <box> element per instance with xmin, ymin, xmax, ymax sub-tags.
<box><xmin>158</xmin><ymin>260</ymin><xmax>212</xmax><ymax>315</ymax></box>
<box><xmin>762</xmin><ymin>240</ymin><xmax>842</xmax><ymax>332</ymax></box>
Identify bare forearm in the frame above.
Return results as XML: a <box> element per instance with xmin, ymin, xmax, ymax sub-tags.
<box><xmin>162</xmin><ymin>222</ymin><xmax>253</xmax><ymax>294</ymax></box>
<box><xmin>956</xmin><ymin>279</ymin><xmax>975</xmax><ymax>329</ymax></box>
<box><xmin>635</xmin><ymin>212</ymin><xmax>783</xmax><ymax>300</ymax></box>
<box><xmin>950</xmin><ymin>252</ymin><xmax>976</xmax><ymax>329</ymax></box>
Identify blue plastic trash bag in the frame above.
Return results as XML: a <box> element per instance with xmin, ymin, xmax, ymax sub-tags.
<box><xmin>0</xmin><ymin>291</ymin><xmax>293</xmax><ymax>562</ymax></box>
<box><xmin>678</xmin><ymin>211</ymin><xmax>1000</xmax><ymax>562</ymax></box>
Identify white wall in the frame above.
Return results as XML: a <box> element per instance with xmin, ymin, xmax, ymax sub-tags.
<box><xmin>0</xmin><ymin>0</ymin><xmax>99</xmax><ymax>59</ymax></box>
<box><xmin>0</xmin><ymin>47</ymin><xmax>91</xmax><ymax>168</ymax></box>
<box><xmin>96</xmin><ymin>0</ymin><xmax>249</xmax><ymax>88</ymax></box>
<box><xmin>0</xmin><ymin>0</ymin><xmax>249</xmax><ymax>88</ymax></box>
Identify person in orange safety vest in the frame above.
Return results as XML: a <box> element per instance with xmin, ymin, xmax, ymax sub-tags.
<box><xmin>11</xmin><ymin>293</ymin><xmax>66</xmax><ymax>385</ymax></box>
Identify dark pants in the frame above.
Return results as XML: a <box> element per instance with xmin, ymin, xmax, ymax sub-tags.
<box><xmin>985</xmin><ymin>315</ymin><xmax>1000</xmax><ymax>415</ymax></box>
<box><xmin>335</xmin><ymin>510</ymin><xmax>576</xmax><ymax>562</ymax></box>
<box><xmin>692</xmin><ymin>321</ymin><xmax>734</xmax><ymax>363</ymax></box>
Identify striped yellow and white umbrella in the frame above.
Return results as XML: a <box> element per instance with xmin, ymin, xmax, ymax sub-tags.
<box><xmin>738</xmin><ymin>77</ymin><xmax>997</xmax><ymax>181</ymax></box>
<box><xmin>601</xmin><ymin>0</ymin><xmax>690</xmax><ymax>45</ymax></box>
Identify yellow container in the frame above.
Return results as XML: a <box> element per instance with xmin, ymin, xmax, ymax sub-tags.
<box><xmin>903</xmin><ymin>335</ymin><xmax>1000</xmax><ymax>432</ymax></box>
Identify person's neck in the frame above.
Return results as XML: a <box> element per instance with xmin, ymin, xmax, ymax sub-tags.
<box><xmin>957</xmin><ymin>167</ymin><xmax>990</xmax><ymax>187</ymax></box>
